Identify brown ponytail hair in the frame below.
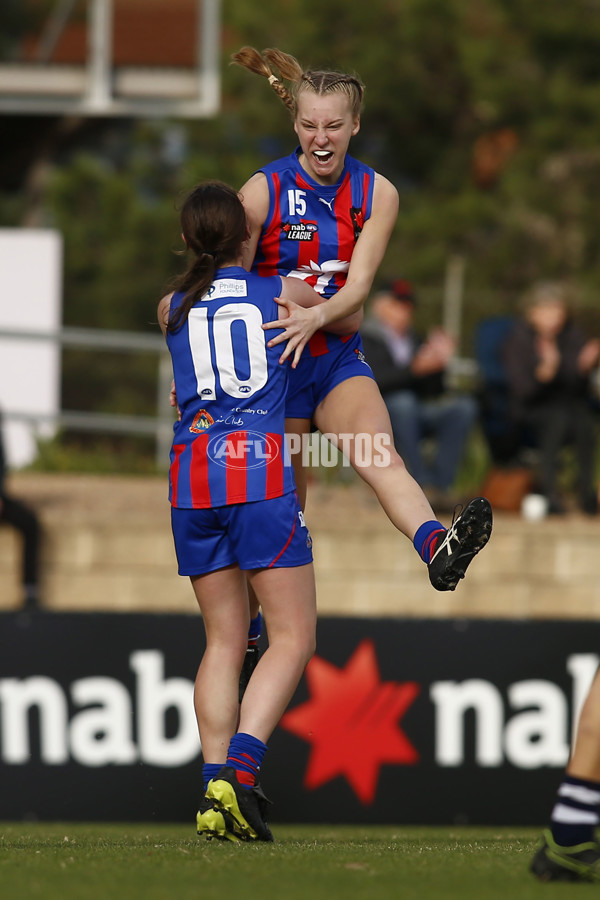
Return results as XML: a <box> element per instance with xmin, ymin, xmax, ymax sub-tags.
<box><xmin>168</xmin><ymin>181</ymin><xmax>247</xmax><ymax>333</ymax></box>
<box><xmin>231</xmin><ymin>46</ymin><xmax>364</xmax><ymax>119</ymax></box>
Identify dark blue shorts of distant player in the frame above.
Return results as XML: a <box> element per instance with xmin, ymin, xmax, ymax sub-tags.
<box><xmin>171</xmin><ymin>489</ymin><xmax>313</xmax><ymax>576</ymax></box>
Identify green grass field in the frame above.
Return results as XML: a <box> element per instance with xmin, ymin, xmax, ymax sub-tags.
<box><xmin>0</xmin><ymin>822</ymin><xmax>593</xmax><ymax>900</ymax></box>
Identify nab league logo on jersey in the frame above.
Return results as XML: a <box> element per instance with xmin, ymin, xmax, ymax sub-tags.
<box><xmin>281</xmin><ymin>221</ymin><xmax>318</xmax><ymax>241</ymax></box>
<box><xmin>208</xmin><ymin>430</ymin><xmax>281</xmax><ymax>469</ymax></box>
<box><xmin>189</xmin><ymin>410</ymin><xmax>214</xmax><ymax>433</ymax></box>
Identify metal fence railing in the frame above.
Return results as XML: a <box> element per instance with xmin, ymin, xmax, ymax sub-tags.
<box><xmin>0</xmin><ymin>326</ymin><xmax>175</xmax><ymax>468</ymax></box>
<box><xmin>1</xmin><ymin>325</ymin><xmax>481</xmax><ymax>472</ymax></box>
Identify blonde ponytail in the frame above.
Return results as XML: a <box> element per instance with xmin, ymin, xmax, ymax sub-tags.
<box><xmin>232</xmin><ymin>45</ymin><xmax>365</xmax><ymax>119</ymax></box>
<box><xmin>232</xmin><ymin>46</ymin><xmax>296</xmax><ymax>113</ymax></box>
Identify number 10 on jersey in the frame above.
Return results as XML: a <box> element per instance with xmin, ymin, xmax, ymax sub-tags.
<box><xmin>187</xmin><ymin>303</ymin><xmax>269</xmax><ymax>401</ymax></box>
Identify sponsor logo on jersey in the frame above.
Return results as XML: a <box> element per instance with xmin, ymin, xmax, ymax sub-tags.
<box><xmin>354</xmin><ymin>348</ymin><xmax>368</xmax><ymax>363</ymax></box>
<box><xmin>203</xmin><ymin>279</ymin><xmax>248</xmax><ymax>300</ymax></box>
<box><xmin>189</xmin><ymin>410</ymin><xmax>214</xmax><ymax>433</ymax></box>
<box><xmin>350</xmin><ymin>207</ymin><xmax>364</xmax><ymax>241</ymax></box>
<box><xmin>281</xmin><ymin>221</ymin><xmax>318</xmax><ymax>241</ymax></box>
<box><xmin>318</xmin><ymin>197</ymin><xmax>335</xmax><ymax>211</ymax></box>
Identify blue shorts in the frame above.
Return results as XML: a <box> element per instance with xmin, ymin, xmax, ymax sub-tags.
<box><xmin>171</xmin><ymin>490</ymin><xmax>313</xmax><ymax>576</ymax></box>
<box><xmin>286</xmin><ymin>331</ymin><xmax>375</xmax><ymax>420</ymax></box>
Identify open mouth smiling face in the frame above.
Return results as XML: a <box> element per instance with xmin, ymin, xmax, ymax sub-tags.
<box><xmin>313</xmin><ymin>149</ymin><xmax>333</xmax><ymax>162</ymax></box>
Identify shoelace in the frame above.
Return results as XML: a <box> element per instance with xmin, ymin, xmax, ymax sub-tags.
<box><xmin>434</xmin><ymin>504</ymin><xmax>465</xmax><ymax>558</ymax></box>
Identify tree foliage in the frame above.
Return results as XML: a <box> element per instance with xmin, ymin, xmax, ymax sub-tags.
<box><xmin>4</xmin><ymin>0</ymin><xmax>600</xmax><ymax>461</ymax></box>
<box><xmin>15</xmin><ymin>0</ymin><xmax>600</xmax><ymax>327</ymax></box>
<box><xmin>218</xmin><ymin>0</ymin><xmax>600</xmax><ymax>323</ymax></box>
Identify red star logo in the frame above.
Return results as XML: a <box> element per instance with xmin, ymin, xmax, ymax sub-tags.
<box><xmin>280</xmin><ymin>639</ymin><xmax>420</xmax><ymax>804</ymax></box>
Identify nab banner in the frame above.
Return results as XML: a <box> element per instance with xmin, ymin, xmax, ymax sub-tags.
<box><xmin>0</xmin><ymin>612</ymin><xmax>597</xmax><ymax>825</ymax></box>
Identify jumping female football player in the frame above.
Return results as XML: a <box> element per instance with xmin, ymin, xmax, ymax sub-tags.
<box><xmin>233</xmin><ymin>46</ymin><xmax>492</xmax><ymax>594</ymax></box>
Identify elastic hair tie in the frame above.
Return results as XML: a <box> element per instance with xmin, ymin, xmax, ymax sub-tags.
<box><xmin>268</xmin><ymin>74</ymin><xmax>278</xmax><ymax>85</ymax></box>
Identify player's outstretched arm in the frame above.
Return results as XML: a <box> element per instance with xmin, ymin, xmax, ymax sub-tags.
<box><xmin>239</xmin><ymin>173</ymin><xmax>269</xmax><ymax>271</ymax></box>
<box><xmin>315</xmin><ymin>173</ymin><xmax>399</xmax><ymax>328</ymax></box>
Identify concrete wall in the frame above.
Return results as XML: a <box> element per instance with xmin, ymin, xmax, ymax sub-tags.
<box><xmin>2</xmin><ymin>473</ymin><xmax>600</xmax><ymax>620</ymax></box>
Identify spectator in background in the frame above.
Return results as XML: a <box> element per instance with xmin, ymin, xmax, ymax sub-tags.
<box><xmin>361</xmin><ymin>279</ymin><xmax>477</xmax><ymax>513</ymax></box>
<box><xmin>503</xmin><ymin>282</ymin><xmax>600</xmax><ymax>515</ymax></box>
<box><xmin>0</xmin><ymin>410</ymin><xmax>41</xmax><ymax>609</ymax></box>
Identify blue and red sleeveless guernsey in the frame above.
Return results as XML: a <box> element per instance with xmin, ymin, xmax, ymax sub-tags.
<box><xmin>166</xmin><ymin>267</ymin><xmax>295</xmax><ymax>509</ymax></box>
<box><xmin>252</xmin><ymin>149</ymin><xmax>375</xmax><ymax>358</ymax></box>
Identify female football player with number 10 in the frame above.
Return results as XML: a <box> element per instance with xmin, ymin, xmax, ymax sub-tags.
<box><xmin>233</xmin><ymin>46</ymin><xmax>492</xmax><ymax>593</ymax></box>
<box><xmin>158</xmin><ymin>181</ymin><xmax>358</xmax><ymax>842</ymax></box>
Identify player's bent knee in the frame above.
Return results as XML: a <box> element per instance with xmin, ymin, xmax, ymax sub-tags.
<box><xmin>289</xmin><ymin>631</ymin><xmax>316</xmax><ymax>669</ymax></box>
